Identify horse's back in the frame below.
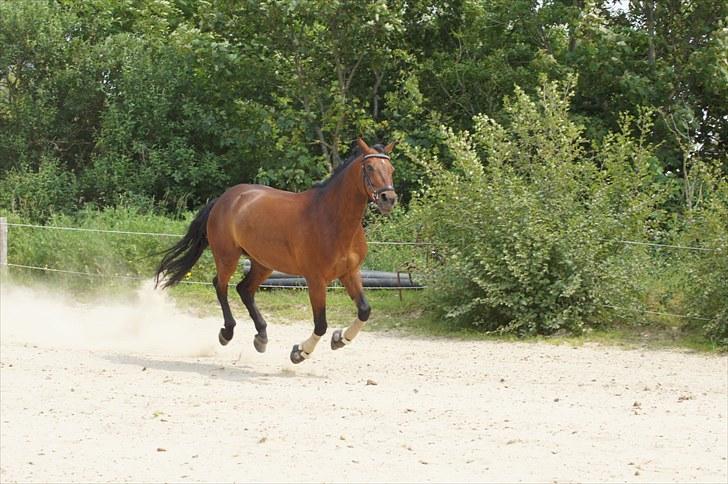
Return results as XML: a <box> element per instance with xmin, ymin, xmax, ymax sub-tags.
<box><xmin>213</xmin><ymin>183</ymin><xmax>303</xmax><ymax>217</ymax></box>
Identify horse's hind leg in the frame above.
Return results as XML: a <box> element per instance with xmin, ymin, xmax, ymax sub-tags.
<box><xmin>212</xmin><ymin>248</ymin><xmax>242</xmax><ymax>346</ymax></box>
<box><xmin>235</xmin><ymin>259</ymin><xmax>273</xmax><ymax>353</ymax></box>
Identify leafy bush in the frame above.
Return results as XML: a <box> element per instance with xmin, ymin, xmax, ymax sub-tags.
<box><xmin>674</xmin><ymin>163</ymin><xmax>728</xmax><ymax>346</ymax></box>
<box><xmin>0</xmin><ymin>157</ymin><xmax>79</xmax><ymax>222</ymax></box>
<box><xmin>363</xmin><ymin>208</ymin><xmax>431</xmax><ymax>273</ymax></box>
<box><xmin>403</xmin><ymin>79</ymin><xmax>665</xmax><ymax>335</ymax></box>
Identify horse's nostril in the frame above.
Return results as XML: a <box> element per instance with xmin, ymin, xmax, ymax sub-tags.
<box><xmin>379</xmin><ymin>192</ymin><xmax>397</xmax><ymax>206</ymax></box>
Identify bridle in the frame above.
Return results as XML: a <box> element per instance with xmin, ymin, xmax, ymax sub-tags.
<box><xmin>362</xmin><ymin>153</ymin><xmax>395</xmax><ymax>203</ymax></box>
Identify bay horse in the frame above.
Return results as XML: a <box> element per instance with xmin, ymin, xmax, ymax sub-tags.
<box><xmin>154</xmin><ymin>138</ymin><xmax>397</xmax><ymax>363</ymax></box>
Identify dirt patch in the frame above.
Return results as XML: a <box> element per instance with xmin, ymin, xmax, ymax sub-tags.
<box><xmin>1</xmin><ymin>285</ymin><xmax>726</xmax><ymax>483</ymax></box>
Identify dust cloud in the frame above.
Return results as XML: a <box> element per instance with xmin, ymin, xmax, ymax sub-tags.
<box><xmin>0</xmin><ymin>281</ymin><xmax>218</xmax><ymax>357</ymax></box>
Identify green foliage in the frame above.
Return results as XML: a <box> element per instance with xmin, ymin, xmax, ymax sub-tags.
<box><xmin>403</xmin><ymin>79</ymin><xmax>665</xmax><ymax>335</ymax></box>
<box><xmin>0</xmin><ymin>157</ymin><xmax>79</xmax><ymax>222</ymax></box>
<box><xmin>363</xmin><ymin>208</ymin><xmax>430</xmax><ymax>273</ymax></box>
<box><xmin>3</xmin><ymin>0</ymin><xmax>727</xmax><ymax>218</ymax></box>
<box><xmin>673</xmin><ymin>163</ymin><xmax>728</xmax><ymax>346</ymax></box>
<box><xmin>5</xmin><ymin>205</ymin><xmax>217</xmax><ymax>286</ymax></box>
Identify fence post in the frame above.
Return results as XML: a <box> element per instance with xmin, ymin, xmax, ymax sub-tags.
<box><xmin>0</xmin><ymin>217</ymin><xmax>7</xmax><ymax>278</ymax></box>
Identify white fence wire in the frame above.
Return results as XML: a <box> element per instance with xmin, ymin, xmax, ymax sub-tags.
<box><xmin>1</xmin><ymin>220</ymin><xmax>424</xmax><ymax>290</ymax></box>
<box><xmin>3</xmin><ymin>223</ymin><xmax>435</xmax><ymax>246</ymax></box>
<box><xmin>3</xmin><ymin>222</ymin><xmax>722</xmax><ymax>251</ymax></box>
<box><xmin>1</xmin><ymin>220</ymin><xmax>720</xmax><ymax>319</ymax></box>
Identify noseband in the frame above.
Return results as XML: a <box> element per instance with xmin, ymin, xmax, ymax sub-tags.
<box><xmin>362</xmin><ymin>153</ymin><xmax>395</xmax><ymax>203</ymax></box>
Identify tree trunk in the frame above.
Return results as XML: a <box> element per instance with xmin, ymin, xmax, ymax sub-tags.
<box><xmin>568</xmin><ymin>0</ymin><xmax>583</xmax><ymax>53</ymax></box>
<box><xmin>646</xmin><ymin>0</ymin><xmax>656</xmax><ymax>65</ymax></box>
<box><xmin>373</xmin><ymin>70</ymin><xmax>384</xmax><ymax>119</ymax></box>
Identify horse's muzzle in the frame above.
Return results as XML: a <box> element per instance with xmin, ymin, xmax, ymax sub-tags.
<box><xmin>375</xmin><ymin>190</ymin><xmax>397</xmax><ymax>214</ymax></box>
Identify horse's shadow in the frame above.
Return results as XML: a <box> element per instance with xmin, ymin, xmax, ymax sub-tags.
<box><xmin>101</xmin><ymin>353</ymin><xmax>326</xmax><ymax>383</ymax></box>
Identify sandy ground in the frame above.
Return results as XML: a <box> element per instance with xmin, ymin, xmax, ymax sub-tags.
<box><xmin>0</xmin><ymin>284</ymin><xmax>726</xmax><ymax>483</ymax></box>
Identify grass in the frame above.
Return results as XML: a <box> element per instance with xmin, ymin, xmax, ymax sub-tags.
<box><xmin>554</xmin><ymin>326</ymin><xmax>723</xmax><ymax>353</ymax></box>
<box><xmin>170</xmin><ymin>278</ymin><xmax>720</xmax><ymax>352</ymax></box>
<box><xmin>167</xmin><ymin>283</ymin><xmax>434</xmax><ymax>331</ymax></box>
<box><xmin>5</xmin><ymin>269</ymin><xmax>718</xmax><ymax>353</ymax></box>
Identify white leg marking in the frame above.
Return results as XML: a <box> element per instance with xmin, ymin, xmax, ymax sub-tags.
<box><xmin>343</xmin><ymin>318</ymin><xmax>366</xmax><ymax>343</ymax></box>
<box><xmin>300</xmin><ymin>333</ymin><xmax>321</xmax><ymax>355</ymax></box>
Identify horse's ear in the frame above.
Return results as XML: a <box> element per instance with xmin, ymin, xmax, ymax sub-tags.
<box><xmin>383</xmin><ymin>141</ymin><xmax>397</xmax><ymax>154</ymax></box>
<box><xmin>356</xmin><ymin>137</ymin><xmax>370</xmax><ymax>152</ymax></box>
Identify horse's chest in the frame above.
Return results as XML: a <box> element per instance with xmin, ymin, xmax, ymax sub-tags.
<box><xmin>325</xmin><ymin>247</ymin><xmax>364</xmax><ymax>279</ymax></box>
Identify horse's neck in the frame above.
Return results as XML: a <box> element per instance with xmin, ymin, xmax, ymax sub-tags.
<box><xmin>315</xmin><ymin>162</ymin><xmax>368</xmax><ymax>236</ymax></box>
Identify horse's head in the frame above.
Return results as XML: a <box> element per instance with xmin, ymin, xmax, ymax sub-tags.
<box><xmin>357</xmin><ymin>138</ymin><xmax>397</xmax><ymax>214</ymax></box>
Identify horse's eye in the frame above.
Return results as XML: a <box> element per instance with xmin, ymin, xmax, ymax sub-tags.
<box><xmin>366</xmin><ymin>165</ymin><xmax>374</xmax><ymax>172</ymax></box>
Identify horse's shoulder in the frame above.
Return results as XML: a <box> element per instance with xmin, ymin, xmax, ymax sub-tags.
<box><xmin>350</xmin><ymin>227</ymin><xmax>368</xmax><ymax>253</ymax></box>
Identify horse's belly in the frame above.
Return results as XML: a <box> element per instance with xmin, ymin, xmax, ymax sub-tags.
<box><xmin>245</xmin><ymin>245</ymin><xmax>302</xmax><ymax>276</ymax></box>
<box><xmin>234</xmin><ymin>228</ymin><xmax>301</xmax><ymax>273</ymax></box>
<box><xmin>245</xmin><ymin>241</ymin><xmax>361</xmax><ymax>282</ymax></box>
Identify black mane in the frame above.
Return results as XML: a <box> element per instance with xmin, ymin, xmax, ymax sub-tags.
<box><xmin>313</xmin><ymin>143</ymin><xmax>386</xmax><ymax>188</ymax></box>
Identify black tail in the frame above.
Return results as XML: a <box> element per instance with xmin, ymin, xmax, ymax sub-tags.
<box><xmin>154</xmin><ymin>198</ymin><xmax>217</xmax><ymax>289</ymax></box>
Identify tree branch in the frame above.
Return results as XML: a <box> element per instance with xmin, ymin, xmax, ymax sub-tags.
<box><xmin>372</xmin><ymin>69</ymin><xmax>384</xmax><ymax>119</ymax></box>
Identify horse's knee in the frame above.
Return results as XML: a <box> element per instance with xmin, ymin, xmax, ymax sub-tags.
<box><xmin>358</xmin><ymin>300</ymin><xmax>371</xmax><ymax>321</ymax></box>
<box><xmin>313</xmin><ymin>309</ymin><xmax>327</xmax><ymax>337</ymax></box>
<box><xmin>236</xmin><ymin>281</ymin><xmax>250</xmax><ymax>302</ymax></box>
<box><xmin>214</xmin><ymin>275</ymin><xmax>231</xmax><ymax>294</ymax></box>
<box><xmin>314</xmin><ymin>322</ymin><xmax>327</xmax><ymax>337</ymax></box>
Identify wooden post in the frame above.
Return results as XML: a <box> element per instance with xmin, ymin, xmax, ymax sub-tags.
<box><xmin>0</xmin><ymin>217</ymin><xmax>7</xmax><ymax>279</ymax></box>
<box><xmin>396</xmin><ymin>271</ymin><xmax>403</xmax><ymax>302</ymax></box>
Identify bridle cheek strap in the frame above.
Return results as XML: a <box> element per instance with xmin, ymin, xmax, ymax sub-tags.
<box><xmin>362</xmin><ymin>154</ymin><xmax>395</xmax><ymax>203</ymax></box>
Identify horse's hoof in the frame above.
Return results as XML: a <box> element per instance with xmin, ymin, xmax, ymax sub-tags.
<box><xmin>218</xmin><ymin>328</ymin><xmax>232</xmax><ymax>346</ymax></box>
<box><xmin>331</xmin><ymin>329</ymin><xmax>347</xmax><ymax>350</ymax></box>
<box><xmin>290</xmin><ymin>344</ymin><xmax>308</xmax><ymax>364</ymax></box>
<box><xmin>253</xmin><ymin>334</ymin><xmax>268</xmax><ymax>353</ymax></box>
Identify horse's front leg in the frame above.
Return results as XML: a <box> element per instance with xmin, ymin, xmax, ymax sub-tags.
<box><xmin>290</xmin><ymin>278</ymin><xmax>327</xmax><ymax>364</ymax></box>
<box><xmin>331</xmin><ymin>271</ymin><xmax>370</xmax><ymax>350</ymax></box>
